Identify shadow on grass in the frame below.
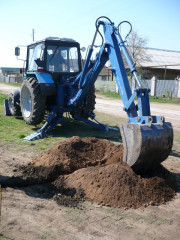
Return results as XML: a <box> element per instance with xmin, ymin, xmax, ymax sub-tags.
<box><xmin>31</xmin><ymin>117</ymin><xmax>122</xmax><ymax>143</ymax></box>
<box><xmin>170</xmin><ymin>150</ymin><xmax>180</xmax><ymax>158</ymax></box>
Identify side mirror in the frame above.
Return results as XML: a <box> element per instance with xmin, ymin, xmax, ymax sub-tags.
<box><xmin>15</xmin><ymin>47</ymin><xmax>20</xmax><ymax>56</ymax></box>
<box><xmin>81</xmin><ymin>47</ymin><xmax>86</xmax><ymax>52</ymax></box>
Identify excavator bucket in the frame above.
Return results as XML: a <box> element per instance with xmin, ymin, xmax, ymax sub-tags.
<box><xmin>120</xmin><ymin>122</ymin><xmax>173</xmax><ymax>172</ymax></box>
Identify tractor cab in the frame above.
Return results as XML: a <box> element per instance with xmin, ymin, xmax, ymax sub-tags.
<box><xmin>25</xmin><ymin>37</ymin><xmax>82</xmax><ymax>81</ymax></box>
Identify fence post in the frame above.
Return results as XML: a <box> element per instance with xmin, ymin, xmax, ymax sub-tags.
<box><xmin>150</xmin><ymin>76</ymin><xmax>156</xmax><ymax>96</ymax></box>
<box><xmin>5</xmin><ymin>76</ymin><xmax>10</xmax><ymax>83</ymax></box>
<box><xmin>177</xmin><ymin>78</ymin><xmax>180</xmax><ymax>98</ymax></box>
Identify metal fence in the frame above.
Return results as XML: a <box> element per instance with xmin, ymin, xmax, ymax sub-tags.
<box><xmin>95</xmin><ymin>78</ymin><xmax>180</xmax><ymax>98</ymax></box>
<box><xmin>95</xmin><ymin>80</ymin><xmax>117</xmax><ymax>92</ymax></box>
<box><xmin>1</xmin><ymin>74</ymin><xmax>180</xmax><ymax>98</ymax></box>
<box><xmin>0</xmin><ymin>75</ymin><xmax>23</xmax><ymax>83</ymax></box>
<box><xmin>155</xmin><ymin>79</ymin><xmax>179</xmax><ymax>98</ymax></box>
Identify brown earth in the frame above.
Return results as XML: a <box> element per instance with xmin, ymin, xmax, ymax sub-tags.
<box><xmin>0</xmin><ymin>136</ymin><xmax>180</xmax><ymax>240</ymax></box>
<box><xmin>12</xmin><ymin>136</ymin><xmax>175</xmax><ymax>209</ymax></box>
<box><xmin>0</xmin><ymin>84</ymin><xmax>180</xmax><ymax>239</ymax></box>
<box><xmin>31</xmin><ymin>136</ymin><xmax>122</xmax><ymax>169</ymax></box>
<box><xmin>60</xmin><ymin>163</ymin><xmax>174</xmax><ymax>209</ymax></box>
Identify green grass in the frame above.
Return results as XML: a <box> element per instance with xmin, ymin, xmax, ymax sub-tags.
<box><xmin>97</xmin><ymin>91</ymin><xmax>122</xmax><ymax>100</ymax></box>
<box><xmin>0</xmin><ymin>93</ymin><xmax>121</xmax><ymax>152</ymax></box>
<box><xmin>0</xmin><ymin>91</ymin><xmax>179</xmax><ymax>153</ymax></box>
<box><xmin>149</xmin><ymin>96</ymin><xmax>180</xmax><ymax>104</ymax></box>
<box><xmin>97</xmin><ymin>91</ymin><xmax>180</xmax><ymax>104</ymax></box>
<box><xmin>0</xmin><ymin>93</ymin><xmax>7</xmax><ymax>104</ymax></box>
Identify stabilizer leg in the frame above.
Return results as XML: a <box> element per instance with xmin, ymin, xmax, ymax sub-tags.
<box><xmin>24</xmin><ymin>108</ymin><xmax>64</xmax><ymax>141</ymax></box>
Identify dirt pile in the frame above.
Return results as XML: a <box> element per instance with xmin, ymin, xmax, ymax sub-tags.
<box><xmin>31</xmin><ymin>136</ymin><xmax>122</xmax><ymax>172</ymax></box>
<box><xmin>59</xmin><ymin>164</ymin><xmax>174</xmax><ymax>208</ymax></box>
<box><xmin>26</xmin><ymin>136</ymin><xmax>175</xmax><ymax>208</ymax></box>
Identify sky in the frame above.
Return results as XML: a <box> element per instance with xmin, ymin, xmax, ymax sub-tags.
<box><xmin>0</xmin><ymin>0</ymin><xmax>179</xmax><ymax>67</ymax></box>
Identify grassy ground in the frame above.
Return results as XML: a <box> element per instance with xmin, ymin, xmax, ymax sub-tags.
<box><xmin>98</xmin><ymin>91</ymin><xmax>180</xmax><ymax>104</ymax></box>
<box><xmin>0</xmin><ymin>93</ymin><xmax>121</xmax><ymax>151</ymax></box>
<box><xmin>0</xmin><ymin>91</ymin><xmax>179</xmax><ymax>153</ymax></box>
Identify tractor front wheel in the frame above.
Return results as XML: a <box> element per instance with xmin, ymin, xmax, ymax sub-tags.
<box><xmin>8</xmin><ymin>90</ymin><xmax>21</xmax><ymax>116</ymax></box>
<box><xmin>20</xmin><ymin>77</ymin><xmax>46</xmax><ymax>125</ymax></box>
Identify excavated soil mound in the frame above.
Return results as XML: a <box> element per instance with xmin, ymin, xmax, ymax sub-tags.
<box><xmin>57</xmin><ymin>164</ymin><xmax>174</xmax><ymax>208</ymax></box>
<box><xmin>31</xmin><ymin>136</ymin><xmax>123</xmax><ymax>172</ymax></box>
<box><xmin>24</xmin><ymin>136</ymin><xmax>175</xmax><ymax>208</ymax></box>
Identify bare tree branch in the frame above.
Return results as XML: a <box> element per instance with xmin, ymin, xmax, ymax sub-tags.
<box><xmin>126</xmin><ymin>30</ymin><xmax>150</xmax><ymax>67</ymax></box>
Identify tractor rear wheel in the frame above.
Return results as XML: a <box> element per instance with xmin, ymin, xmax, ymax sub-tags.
<box><xmin>20</xmin><ymin>77</ymin><xmax>46</xmax><ymax>125</ymax></box>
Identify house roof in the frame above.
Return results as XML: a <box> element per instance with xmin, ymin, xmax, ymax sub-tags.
<box><xmin>139</xmin><ymin>48</ymin><xmax>180</xmax><ymax>70</ymax></box>
<box><xmin>0</xmin><ymin>67</ymin><xmax>21</xmax><ymax>73</ymax></box>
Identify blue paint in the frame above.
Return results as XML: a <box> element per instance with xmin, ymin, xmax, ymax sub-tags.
<box><xmin>26</xmin><ymin>72</ymin><xmax>54</xmax><ymax>84</ymax></box>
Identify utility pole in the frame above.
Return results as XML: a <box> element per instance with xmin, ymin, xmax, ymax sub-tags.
<box><xmin>32</xmin><ymin>28</ymin><xmax>35</xmax><ymax>42</ymax></box>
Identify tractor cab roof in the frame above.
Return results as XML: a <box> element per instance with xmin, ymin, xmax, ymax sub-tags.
<box><xmin>45</xmin><ymin>37</ymin><xmax>77</xmax><ymax>42</ymax></box>
<box><xmin>28</xmin><ymin>37</ymin><xmax>79</xmax><ymax>48</ymax></box>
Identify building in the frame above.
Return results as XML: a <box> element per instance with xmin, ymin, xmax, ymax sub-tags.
<box><xmin>0</xmin><ymin>67</ymin><xmax>21</xmax><ymax>76</ymax></box>
<box><xmin>0</xmin><ymin>67</ymin><xmax>23</xmax><ymax>83</ymax></box>
<box><xmin>139</xmin><ymin>48</ymin><xmax>180</xmax><ymax>79</ymax></box>
<box><xmin>97</xmin><ymin>65</ymin><xmax>111</xmax><ymax>81</ymax></box>
<box><xmin>95</xmin><ymin>47</ymin><xmax>180</xmax><ymax>98</ymax></box>
<box><xmin>97</xmin><ymin>47</ymin><xmax>180</xmax><ymax>81</ymax></box>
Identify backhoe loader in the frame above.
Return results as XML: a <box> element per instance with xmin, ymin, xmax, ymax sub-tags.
<box><xmin>4</xmin><ymin>17</ymin><xmax>173</xmax><ymax>171</ymax></box>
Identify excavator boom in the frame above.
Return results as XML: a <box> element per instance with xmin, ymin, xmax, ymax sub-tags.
<box><xmin>76</xmin><ymin>17</ymin><xmax>173</xmax><ymax>170</ymax></box>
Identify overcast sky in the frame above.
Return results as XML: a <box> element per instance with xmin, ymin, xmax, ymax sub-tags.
<box><xmin>0</xmin><ymin>0</ymin><xmax>179</xmax><ymax>67</ymax></box>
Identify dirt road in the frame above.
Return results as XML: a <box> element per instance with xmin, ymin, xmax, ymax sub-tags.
<box><xmin>96</xmin><ymin>95</ymin><xmax>180</xmax><ymax>132</ymax></box>
<box><xmin>0</xmin><ymin>83</ymin><xmax>20</xmax><ymax>94</ymax></box>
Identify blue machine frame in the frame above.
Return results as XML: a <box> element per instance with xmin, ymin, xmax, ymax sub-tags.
<box><xmin>24</xmin><ymin>20</ymin><xmax>168</xmax><ymax>140</ymax></box>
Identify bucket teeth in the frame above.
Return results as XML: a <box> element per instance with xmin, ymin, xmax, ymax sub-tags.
<box><xmin>120</xmin><ymin>122</ymin><xmax>173</xmax><ymax>172</ymax></box>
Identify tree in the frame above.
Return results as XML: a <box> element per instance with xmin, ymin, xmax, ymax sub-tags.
<box><xmin>110</xmin><ymin>28</ymin><xmax>150</xmax><ymax>88</ymax></box>
<box><xmin>126</xmin><ymin>30</ymin><xmax>150</xmax><ymax>67</ymax></box>
<box><xmin>122</xmin><ymin>30</ymin><xmax>151</xmax><ymax>89</ymax></box>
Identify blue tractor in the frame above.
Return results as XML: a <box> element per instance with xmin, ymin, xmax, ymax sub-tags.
<box><xmin>4</xmin><ymin>17</ymin><xmax>173</xmax><ymax>171</ymax></box>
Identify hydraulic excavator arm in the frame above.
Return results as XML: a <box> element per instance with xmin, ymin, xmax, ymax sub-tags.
<box><xmin>68</xmin><ymin>17</ymin><xmax>173</xmax><ymax>171</ymax></box>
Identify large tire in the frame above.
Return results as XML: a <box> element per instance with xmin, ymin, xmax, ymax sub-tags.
<box><xmin>8</xmin><ymin>90</ymin><xmax>21</xmax><ymax>116</ymax></box>
<box><xmin>20</xmin><ymin>77</ymin><xmax>46</xmax><ymax>125</ymax></box>
<box><xmin>72</xmin><ymin>86</ymin><xmax>96</xmax><ymax>119</ymax></box>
